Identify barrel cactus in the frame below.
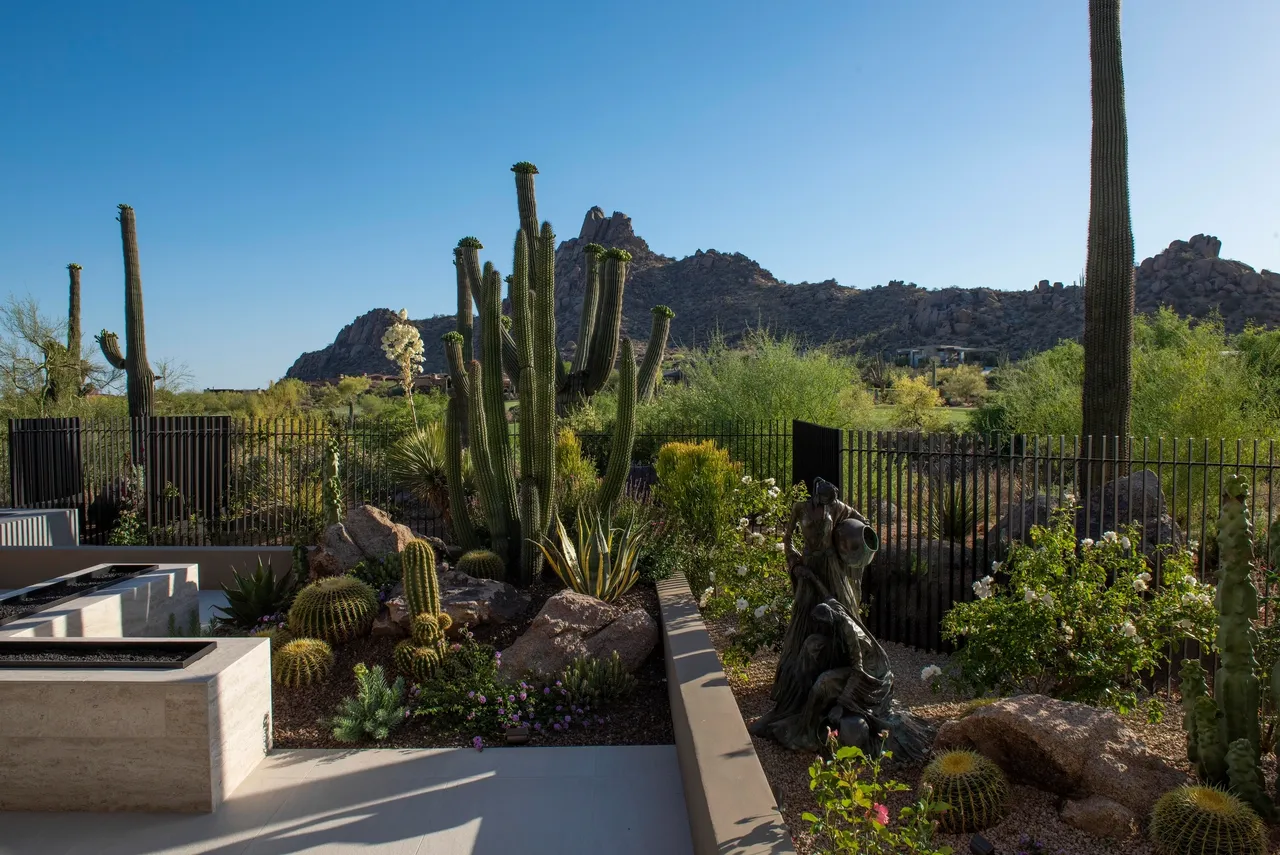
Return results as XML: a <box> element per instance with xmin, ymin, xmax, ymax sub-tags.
<box><xmin>272</xmin><ymin>638</ymin><xmax>335</xmax><ymax>688</ymax></box>
<box><xmin>393</xmin><ymin>639</ymin><xmax>444</xmax><ymax>683</ymax></box>
<box><xmin>1149</xmin><ymin>784</ymin><xmax>1267</xmax><ymax>855</ymax></box>
<box><xmin>921</xmin><ymin>750</ymin><xmax>1009</xmax><ymax>833</ymax></box>
<box><xmin>252</xmin><ymin>625</ymin><xmax>292</xmax><ymax>650</ymax></box>
<box><xmin>393</xmin><ymin>539</ymin><xmax>451</xmax><ymax>680</ymax></box>
<box><xmin>457</xmin><ymin>548</ymin><xmax>505</xmax><ymax>581</ymax></box>
<box><xmin>287</xmin><ymin>576</ymin><xmax>378</xmax><ymax>645</ymax></box>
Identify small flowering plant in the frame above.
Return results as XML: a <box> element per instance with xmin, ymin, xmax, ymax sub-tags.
<box><xmin>696</xmin><ymin>477</ymin><xmax>807</xmax><ymax>666</ymax></box>
<box><xmin>803</xmin><ymin>730</ymin><xmax>952</xmax><ymax>855</ymax></box>
<box><xmin>940</xmin><ymin>510</ymin><xmax>1217</xmax><ymax>719</ymax></box>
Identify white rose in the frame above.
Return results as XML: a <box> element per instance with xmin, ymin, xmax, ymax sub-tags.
<box><xmin>708</xmin><ymin>571</ymin><xmax>715</xmax><ymax>582</ymax></box>
<box><xmin>992</xmin><ymin>561</ymin><xmax>1004</xmax><ymax>573</ymax></box>
<box><xmin>774</xmin><ymin>542</ymin><xmax>786</xmax><ymax>553</ymax></box>
<box><xmin>698</xmin><ymin>587</ymin><xmax>714</xmax><ymax>607</ymax></box>
<box><xmin>736</xmin><ymin>565</ymin><xmax>748</xmax><ymax>576</ymax></box>
<box><xmin>972</xmin><ymin>576</ymin><xmax>994</xmax><ymax>600</ymax></box>
<box><xmin>1061</xmin><ymin>625</ymin><xmax>1075</xmax><ymax>642</ymax></box>
<box><xmin>735</xmin><ymin>598</ymin><xmax>748</xmax><ymax>612</ymax></box>
<box><xmin>751</xmin><ymin>532</ymin><xmax>765</xmax><ymax>545</ymax></box>
<box><xmin>1023</xmin><ymin>587</ymin><xmax>1037</xmax><ymax>603</ymax></box>
<box><xmin>1120</xmin><ymin>620</ymin><xmax>1137</xmax><ymax>638</ymax></box>
<box><xmin>1120</xmin><ymin>536</ymin><xmax>1132</xmax><ymax>551</ymax></box>
<box><xmin>738</xmin><ymin>517</ymin><xmax>750</xmax><ymax>529</ymax></box>
<box><xmin>764</xmin><ymin>478</ymin><xmax>776</xmax><ymax>486</ymax></box>
<box><xmin>1102</xmin><ymin>531</ymin><xmax>1118</xmax><ymax>543</ymax></box>
<box><xmin>1040</xmin><ymin>592</ymin><xmax>1055</xmax><ymax>608</ymax></box>
<box><xmin>920</xmin><ymin>665</ymin><xmax>942</xmax><ymax>681</ymax></box>
<box><xmin>1080</xmin><ymin>538</ymin><xmax>1094</xmax><ymax>548</ymax></box>
<box><xmin>753</xmin><ymin>605</ymin><xmax>767</xmax><ymax>619</ymax></box>
<box><xmin>741</xmin><ymin>476</ymin><xmax>752</xmax><ymax>484</ymax></box>
<box><xmin>767</xmin><ymin>486</ymin><xmax>780</xmax><ymax>498</ymax></box>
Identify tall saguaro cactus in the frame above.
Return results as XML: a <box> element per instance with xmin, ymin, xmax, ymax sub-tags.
<box><xmin>66</xmin><ymin>263</ymin><xmax>83</xmax><ymax>389</ymax></box>
<box><xmin>1081</xmin><ymin>0</ymin><xmax>1135</xmax><ymax>457</ymax></box>
<box><xmin>441</xmin><ymin>163</ymin><xmax>653</xmax><ymax>585</ymax></box>
<box><xmin>97</xmin><ymin>204</ymin><xmax>156</xmax><ymax>421</ymax></box>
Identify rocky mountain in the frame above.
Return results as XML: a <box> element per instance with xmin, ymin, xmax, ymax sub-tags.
<box><xmin>285</xmin><ymin>212</ymin><xmax>1280</xmax><ymax>383</ymax></box>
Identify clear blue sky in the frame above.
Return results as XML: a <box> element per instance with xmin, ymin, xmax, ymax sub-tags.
<box><xmin>2</xmin><ymin>1</ymin><xmax>1277</xmax><ymax>389</ymax></box>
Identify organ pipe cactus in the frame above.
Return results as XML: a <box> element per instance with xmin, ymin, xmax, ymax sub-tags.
<box><xmin>1178</xmin><ymin>475</ymin><xmax>1273</xmax><ymax>809</ymax></box>
<box><xmin>637</xmin><ymin>305</ymin><xmax>675</xmax><ymax>402</ymax></box>
<box><xmin>395</xmin><ymin>539</ymin><xmax>450</xmax><ymax>680</ymax></box>
<box><xmin>97</xmin><ymin>204</ymin><xmax>156</xmax><ymax>421</ymax></box>
<box><xmin>401</xmin><ymin>539</ymin><xmax>440</xmax><ymax>618</ymax></box>
<box><xmin>441</xmin><ymin>164</ymin><xmax>653</xmax><ymax>585</ymax></box>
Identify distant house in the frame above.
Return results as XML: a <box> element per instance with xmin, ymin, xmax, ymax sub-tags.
<box><xmin>895</xmin><ymin>345</ymin><xmax>996</xmax><ymax>369</ymax></box>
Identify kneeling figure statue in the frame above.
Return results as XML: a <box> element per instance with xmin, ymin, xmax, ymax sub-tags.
<box><xmin>748</xmin><ymin>477</ymin><xmax>933</xmax><ymax>759</ymax></box>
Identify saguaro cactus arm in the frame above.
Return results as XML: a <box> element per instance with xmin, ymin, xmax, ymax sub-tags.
<box><xmin>637</xmin><ymin>305</ymin><xmax>674</xmax><ymax>402</ymax></box>
<box><xmin>597</xmin><ymin>337</ymin><xmax>637</xmax><ymax>516</ymax></box>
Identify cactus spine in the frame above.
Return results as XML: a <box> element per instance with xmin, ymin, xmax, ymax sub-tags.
<box><xmin>97</xmin><ymin>204</ymin><xmax>155</xmax><ymax>421</ymax></box>
<box><xmin>443</xmin><ymin>164</ymin><xmax>664</xmax><ymax>585</ymax></box>
<box><xmin>637</xmin><ymin>305</ymin><xmax>675</xmax><ymax>402</ymax></box>
<box><xmin>1179</xmin><ymin>475</ymin><xmax>1274</xmax><ymax>810</ymax></box>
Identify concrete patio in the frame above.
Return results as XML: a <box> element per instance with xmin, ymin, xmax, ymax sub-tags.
<box><xmin>0</xmin><ymin>745</ymin><xmax>694</xmax><ymax>855</ymax></box>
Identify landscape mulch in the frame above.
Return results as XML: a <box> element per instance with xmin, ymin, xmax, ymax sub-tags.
<box><xmin>704</xmin><ymin>617</ymin><xmax>1234</xmax><ymax>855</ymax></box>
<box><xmin>272</xmin><ymin>579</ymin><xmax>674</xmax><ymax>750</ymax></box>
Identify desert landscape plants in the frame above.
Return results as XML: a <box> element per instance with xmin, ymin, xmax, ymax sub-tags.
<box><xmin>920</xmin><ymin>750</ymin><xmax>1009</xmax><ymax>833</ymax></box>
<box><xmin>1148</xmin><ymin>785</ymin><xmax>1267</xmax><ymax>855</ymax></box>
<box><xmin>287</xmin><ymin>576</ymin><xmax>378</xmax><ymax>645</ymax></box>
<box><xmin>212</xmin><ymin>555</ymin><xmax>300</xmax><ymax>630</ymax></box>
<box><xmin>272</xmin><ymin>638</ymin><xmax>335</xmax><ymax>688</ymax></box>
<box><xmin>329</xmin><ymin>664</ymin><xmax>409</xmax><ymax>743</ymax></box>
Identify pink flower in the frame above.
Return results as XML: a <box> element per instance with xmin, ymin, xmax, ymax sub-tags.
<box><xmin>871</xmin><ymin>803</ymin><xmax>889</xmax><ymax>826</ymax></box>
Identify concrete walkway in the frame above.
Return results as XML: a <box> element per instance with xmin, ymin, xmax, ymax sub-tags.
<box><xmin>0</xmin><ymin>746</ymin><xmax>694</xmax><ymax>855</ymax></box>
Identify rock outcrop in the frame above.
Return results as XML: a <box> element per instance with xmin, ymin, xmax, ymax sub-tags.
<box><xmin>497</xmin><ymin>590</ymin><xmax>659</xmax><ymax>678</ymax></box>
<box><xmin>286</xmin><ymin>213</ymin><xmax>1280</xmax><ymax>383</ymax></box>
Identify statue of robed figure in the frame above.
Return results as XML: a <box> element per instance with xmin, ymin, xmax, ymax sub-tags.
<box><xmin>748</xmin><ymin>477</ymin><xmax>933</xmax><ymax>759</ymax></box>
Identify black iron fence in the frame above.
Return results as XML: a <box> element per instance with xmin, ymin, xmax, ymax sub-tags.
<box><xmin>4</xmin><ymin>416</ymin><xmax>792</xmax><ymax>547</ymax></box>
<box><xmin>842</xmin><ymin>430</ymin><xmax>1280</xmax><ymax>652</ymax></box>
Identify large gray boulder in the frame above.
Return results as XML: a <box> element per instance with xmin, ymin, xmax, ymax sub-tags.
<box><xmin>498</xmin><ymin>590</ymin><xmax>658</xmax><ymax>678</ymax></box>
<box><xmin>933</xmin><ymin>694</ymin><xmax>1188</xmax><ymax>819</ymax></box>
<box><xmin>386</xmin><ymin>568</ymin><xmax>530</xmax><ymax>638</ymax></box>
<box><xmin>309</xmin><ymin>504</ymin><xmax>418</xmax><ymax>577</ymax></box>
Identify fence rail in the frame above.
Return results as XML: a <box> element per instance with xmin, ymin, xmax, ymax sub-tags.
<box><xmin>843</xmin><ymin>430</ymin><xmax>1280</xmax><ymax>653</ymax></box>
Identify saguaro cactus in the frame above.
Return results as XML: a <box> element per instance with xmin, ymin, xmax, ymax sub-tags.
<box><xmin>97</xmin><ymin>204</ymin><xmax>156</xmax><ymax>421</ymax></box>
<box><xmin>441</xmin><ymin>164</ymin><xmax>650</xmax><ymax>585</ymax></box>
<box><xmin>637</xmin><ymin>305</ymin><xmax>675</xmax><ymax>402</ymax></box>
<box><xmin>1179</xmin><ymin>475</ymin><xmax>1273</xmax><ymax>815</ymax></box>
<box><xmin>66</xmin><ymin>263</ymin><xmax>84</xmax><ymax>391</ymax></box>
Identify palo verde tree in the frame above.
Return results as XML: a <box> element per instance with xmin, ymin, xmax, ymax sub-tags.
<box><xmin>442</xmin><ymin>163</ymin><xmax>665</xmax><ymax>584</ymax></box>
<box><xmin>1081</xmin><ymin>0</ymin><xmax>1136</xmax><ymax>458</ymax></box>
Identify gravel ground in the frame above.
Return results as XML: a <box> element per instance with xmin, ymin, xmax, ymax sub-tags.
<box><xmin>272</xmin><ymin>580</ymin><xmax>674</xmax><ymax>750</ymax></box>
<box><xmin>703</xmin><ymin>617</ymin><xmax>1242</xmax><ymax>855</ymax></box>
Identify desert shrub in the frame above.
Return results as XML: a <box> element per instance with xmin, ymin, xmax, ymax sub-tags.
<box><xmin>804</xmin><ymin>732</ymin><xmax>953</xmax><ymax>855</ymax></box>
<box><xmin>347</xmin><ymin>552</ymin><xmax>402</xmax><ymax>599</ymax></box>
<box><xmin>537</xmin><ymin>510</ymin><xmax>647</xmax><ymax>603</ymax></box>
<box><xmin>555</xmin><ymin>428</ymin><xmax>599</xmax><ymax>534</ymax></box>
<box><xmin>653</xmin><ymin>440</ymin><xmax>741</xmax><ymax>545</ymax></box>
<box><xmin>890</xmin><ymin>375</ymin><xmax>945</xmax><ymax>431</ymax></box>
<box><xmin>691</xmin><ymin>475</ymin><xmax>804</xmax><ymax>666</ymax></box>
<box><xmin>559</xmin><ymin>652</ymin><xmax>637</xmax><ymax>709</ymax></box>
<box><xmin>938</xmin><ymin>511</ymin><xmax>1217</xmax><ymax>718</ymax></box>
<box><xmin>936</xmin><ymin>364</ymin><xmax>988</xmax><ymax>404</ymax></box>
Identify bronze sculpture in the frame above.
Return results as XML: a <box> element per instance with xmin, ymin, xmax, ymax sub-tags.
<box><xmin>749</xmin><ymin>477</ymin><xmax>933</xmax><ymax>759</ymax></box>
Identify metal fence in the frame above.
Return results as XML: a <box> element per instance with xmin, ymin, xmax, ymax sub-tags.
<box><xmin>4</xmin><ymin>416</ymin><xmax>792</xmax><ymax>547</ymax></box>
<box><xmin>843</xmin><ymin>430</ymin><xmax>1280</xmax><ymax>653</ymax></box>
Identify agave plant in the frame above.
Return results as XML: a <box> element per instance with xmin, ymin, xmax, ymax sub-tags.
<box><xmin>212</xmin><ymin>555</ymin><xmax>300</xmax><ymax>631</ymax></box>
<box><xmin>537</xmin><ymin>508</ymin><xmax>648</xmax><ymax>603</ymax></box>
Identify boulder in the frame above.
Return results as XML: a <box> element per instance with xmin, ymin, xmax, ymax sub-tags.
<box><xmin>498</xmin><ymin>590</ymin><xmax>658</xmax><ymax>678</ymax></box>
<box><xmin>307</xmin><ymin>546</ymin><xmax>344</xmax><ymax>579</ymax></box>
<box><xmin>386</xmin><ymin>570</ymin><xmax>529</xmax><ymax>636</ymax></box>
<box><xmin>1077</xmin><ymin>469</ymin><xmax>1182</xmax><ymax>552</ymax></box>
<box><xmin>933</xmin><ymin>694</ymin><xmax>1188</xmax><ymax>818</ymax></box>
<box><xmin>1059</xmin><ymin>795</ymin><xmax>1138</xmax><ymax>840</ymax></box>
<box><xmin>310</xmin><ymin>504</ymin><xmax>421</xmax><ymax>576</ymax></box>
<box><xmin>371</xmin><ymin>609</ymin><xmax>408</xmax><ymax>639</ymax></box>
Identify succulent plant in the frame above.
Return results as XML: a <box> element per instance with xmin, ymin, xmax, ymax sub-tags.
<box><xmin>401</xmin><ymin>540</ymin><xmax>440</xmax><ymax>616</ymax></box>
<box><xmin>1149</xmin><ymin>784</ymin><xmax>1267</xmax><ymax>855</ymax></box>
<box><xmin>560</xmin><ymin>651</ymin><xmax>636</xmax><ymax>709</ymax></box>
<box><xmin>96</xmin><ymin>204</ymin><xmax>155</xmax><ymax>420</ymax></box>
<box><xmin>456</xmin><ymin>548</ymin><xmax>505</xmax><ymax>581</ymax></box>
<box><xmin>441</xmin><ymin>165</ymin><xmax>667</xmax><ymax>584</ymax></box>
<box><xmin>538</xmin><ymin>507</ymin><xmax>648</xmax><ymax>603</ymax></box>
<box><xmin>287</xmin><ymin>576</ymin><xmax>378</xmax><ymax>645</ymax></box>
<box><xmin>637</xmin><ymin>305</ymin><xmax>675</xmax><ymax>402</ymax></box>
<box><xmin>212</xmin><ymin>555</ymin><xmax>299</xmax><ymax>630</ymax></box>
<box><xmin>252</xmin><ymin>625</ymin><xmax>292</xmax><ymax>650</ymax></box>
<box><xmin>272</xmin><ymin>638</ymin><xmax>334</xmax><ymax>688</ymax></box>
<box><xmin>394</xmin><ymin>639</ymin><xmax>443</xmax><ymax>682</ymax></box>
<box><xmin>329</xmin><ymin>664</ymin><xmax>408</xmax><ymax>743</ymax></box>
<box><xmin>321</xmin><ymin>436</ymin><xmax>343</xmax><ymax>526</ymax></box>
<box><xmin>921</xmin><ymin>750</ymin><xmax>1009</xmax><ymax>833</ymax></box>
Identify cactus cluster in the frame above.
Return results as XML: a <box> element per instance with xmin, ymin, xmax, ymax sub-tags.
<box><xmin>441</xmin><ymin>164</ymin><xmax>673</xmax><ymax>584</ymax></box>
<box><xmin>920</xmin><ymin>749</ymin><xmax>1009</xmax><ymax>833</ymax></box>
<box><xmin>272</xmin><ymin>638</ymin><xmax>335</xmax><ymax>688</ymax></box>
<box><xmin>1149</xmin><ymin>785</ymin><xmax>1267</xmax><ymax>855</ymax></box>
<box><xmin>1178</xmin><ymin>475</ymin><xmax>1278</xmax><ymax>821</ymax></box>
<box><xmin>97</xmin><ymin>204</ymin><xmax>155</xmax><ymax>421</ymax></box>
<box><xmin>287</xmin><ymin>576</ymin><xmax>378</xmax><ymax>645</ymax></box>
<box><xmin>393</xmin><ymin>540</ymin><xmax>452</xmax><ymax>682</ymax></box>
<box><xmin>456</xmin><ymin>548</ymin><xmax>505</xmax><ymax>581</ymax></box>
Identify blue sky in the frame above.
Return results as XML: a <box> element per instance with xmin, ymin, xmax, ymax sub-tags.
<box><xmin>2</xmin><ymin>1</ymin><xmax>1277</xmax><ymax>389</ymax></box>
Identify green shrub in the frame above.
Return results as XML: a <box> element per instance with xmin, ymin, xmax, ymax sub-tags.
<box><xmin>936</xmin><ymin>364</ymin><xmax>988</xmax><ymax>404</ymax></box>
<box><xmin>890</xmin><ymin>375</ymin><xmax>945</xmax><ymax>431</ymax></box>
<box><xmin>939</xmin><ymin>511</ymin><xmax>1218</xmax><ymax>718</ymax></box>
<box><xmin>328</xmin><ymin>664</ymin><xmax>409</xmax><ymax>743</ymax></box>
<box><xmin>348</xmin><ymin>552</ymin><xmax>401</xmax><ymax>597</ymax></box>
<box><xmin>555</xmin><ymin>428</ymin><xmax>599</xmax><ymax>535</ymax></box>
<box><xmin>803</xmin><ymin>733</ymin><xmax>953</xmax><ymax>855</ymax></box>
<box><xmin>560</xmin><ymin>652</ymin><xmax>637</xmax><ymax>709</ymax></box>
<box><xmin>653</xmin><ymin>440</ymin><xmax>740</xmax><ymax>545</ymax></box>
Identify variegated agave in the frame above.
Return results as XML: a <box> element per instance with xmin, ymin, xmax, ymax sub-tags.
<box><xmin>537</xmin><ymin>508</ymin><xmax>647</xmax><ymax>603</ymax></box>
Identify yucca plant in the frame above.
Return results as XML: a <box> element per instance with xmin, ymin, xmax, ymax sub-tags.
<box><xmin>212</xmin><ymin>556</ymin><xmax>300</xmax><ymax>630</ymax></box>
<box><xmin>537</xmin><ymin>508</ymin><xmax>648</xmax><ymax>603</ymax></box>
<box><xmin>387</xmin><ymin>422</ymin><xmax>475</xmax><ymax>531</ymax></box>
